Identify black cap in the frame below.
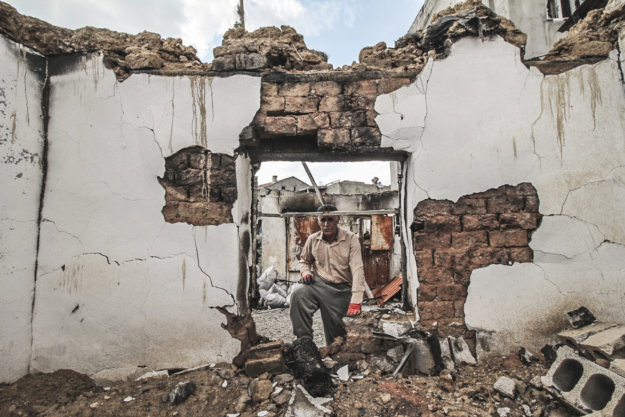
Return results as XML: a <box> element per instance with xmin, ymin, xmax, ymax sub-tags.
<box><xmin>317</xmin><ymin>204</ymin><xmax>338</xmax><ymax>213</ymax></box>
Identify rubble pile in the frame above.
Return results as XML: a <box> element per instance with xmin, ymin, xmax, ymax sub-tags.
<box><xmin>0</xmin><ymin>1</ymin><xmax>205</xmax><ymax>80</ymax></box>
<box><xmin>543</xmin><ymin>4</ymin><xmax>625</xmax><ymax>61</ymax></box>
<box><xmin>211</xmin><ymin>26</ymin><xmax>332</xmax><ymax>73</ymax></box>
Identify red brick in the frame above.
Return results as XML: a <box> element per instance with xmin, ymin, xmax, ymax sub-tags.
<box><xmin>415</xmin><ymin>200</ymin><xmax>454</xmax><ymax>217</ymax></box>
<box><xmin>490</xmin><ymin>229</ymin><xmax>528</xmax><ymax>247</ymax></box>
<box><xmin>319</xmin><ymin>95</ymin><xmax>346</xmax><ymax>112</ymax></box>
<box><xmin>318</xmin><ymin>128</ymin><xmax>350</xmax><ymax>146</ymax></box>
<box><xmin>351</xmin><ymin>127</ymin><xmax>381</xmax><ymax>146</ymax></box>
<box><xmin>509</xmin><ymin>247</ymin><xmax>533</xmax><ymax>263</ymax></box>
<box><xmin>437</xmin><ymin>284</ymin><xmax>467</xmax><ymax>301</ymax></box>
<box><xmin>452</xmin><ymin>231</ymin><xmax>488</xmax><ymax>249</ymax></box>
<box><xmin>329</xmin><ymin>112</ymin><xmax>353</xmax><ymax>128</ymax></box>
<box><xmin>310</xmin><ymin>81</ymin><xmax>341</xmax><ymax>96</ymax></box>
<box><xmin>414</xmin><ymin>232</ymin><xmax>451</xmax><ymax>251</ymax></box>
<box><xmin>462</xmin><ymin>214</ymin><xmax>499</xmax><ymax>231</ymax></box>
<box><xmin>417</xmin><ymin>266</ymin><xmax>453</xmax><ymax>285</ymax></box>
<box><xmin>433</xmin><ymin>248</ymin><xmax>470</xmax><ymax>273</ymax></box>
<box><xmin>414</xmin><ymin>250</ymin><xmax>434</xmax><ymax>268</ymax></box>
<box><xmin>500</xmin><ymin>213</ymin><xmax>540</xmax><ymax>230</ymax></box>
<box><xmin>452</xmin><ymin>198</ymin><xmax>486</xmax><ymax>215</ymax></box>
<box><xmin>524</xmin><ymin>195</ymin><xmax>539</xmax><ymax>212</ymax></box>
<box><xmin>419</xmin><ymin>301</ymin><xmax>455</xmax><ymax>320</ymax></box>
<box><xmin>437</xmin><ymin>318</ymin><xmax>466</xmax><ymax>338</ymax></box>
<box><xmin>352</xmin><ymin>110</ymin><xmax>377</xmax><ymax>127</ymax></box>
<box><xmin>453</xmin><ymin>300</ymin><xmax>466</xmax><ymax>318</ymax></box>
<box><xmin>344</xmin><ymin>80</ymin><xmax>378</xmax><ymax>96</ymax></box>
<box><xmin>418</xmin><ymin>285</ymin><xmax>437</xmax><ymax>301</ymax></box>
<box><xmin>260</xmin><ymin>96</ymin><xmax>285</xmax><ymax>113</ymax></box>
<box><xmin>423</xmin><ymin>215</ymin><xmax>462</xmax><ymax>234</ymax></box>
<box><xmin>377</xmin><ymin>78</ymin><xmax>411</xmax><ymax>94</ymax></box>
<box><xmin>296</xmin><ymin>113</ymin><xmax>329</xmax><ymax>134</ymax></box>
<box><xmin>264</xmin><ymin>116</ymin><xmax>297</xmax><ymax>135</ymax></box>
<box><xmin>419</xmin><ymin>320</ymin><xmax>438</xmax><ymax>333</ymax></box>
<box><xmin>285</xmin><ymin>96</ymin><xmax>319</xmax><ymax>113</ymax></box>
<box><xmin>261</xmin><ymin>82</ymin><xmax>278</xmax><ymax>96</ymax></box>
<box><xmin>506</xmin><ymin>182</ymin><xmax>536</xmax><ymax>196</ymax></box>
<box><xmin>469</xmin><ymin>247</ymin><xmax>509</xmax><ymax>268</ymax></box>
<box><xmin>453</xmin><ymin>271</ymin><xmax>472</xmax><ymax>286</ymax></box>
<box><xmin>352</xmin><ymin>95</ymin><xmax>376</xmax><ymax>110</ymax></box>
<box><xmin>278</xmin><ymin>82</ymin><xmax>310</xmax><ymax>96</ymax></box>
<box><xmin>486</xmin><ymin>195</ymin><xmax>525</xmax><ymax>214</ymax></box>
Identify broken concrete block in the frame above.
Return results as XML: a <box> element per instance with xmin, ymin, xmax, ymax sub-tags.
<box><xmin>135</xmin><ymin>370</ymin><xmax>168</xmax><ymax>381</ymax></box>
<box><xmin>413</xmin><ymin>338</ymin><xmax>439</xmax><ymax>376</ymax></box>
<box><xmin>284</xmin><ymin>384</ymin><xmax>332</xmax><ymax>417</ymax></box>
<box><xmin>337</xmin><ymin>365</ymin><xmax>349</xmax><ymax>381</ymax></box>
<box><xmin>440</xmin><ymin>339</ymin><xmax>455</xmax><ymax>371</ymax></box>
<box><xmin>379</xmin><ymin>318</ymin><xmax>412</xmax><ymax>338</ymax></box>
<box><xmin>610</xmin><ymin>359</ymin><xmax>625</xmax><ymax>378</ymax></box>
<box><xmin>497</xmin><ymin>407</ymin><xmax>511</xmax><ymax>417</ymax></box>
<box><xmin>387</xmin><ymin>345</ymin><xmax>404</xmax><ymax>363</ymax></box>
<box><xmin>559</xmin><ymin>322</ymin><xmax>619</xmax><ymax>351</ymax></box>
<box><xmin>494</xmin><ymin>376</ymin><xmax>516</xmax><ymax>399</ymax></box>
<box><xmin>217</xmin><ymin>368</ymin><xmax>235</xmax><ymax>379</ymax></box>
<box><xmin>517</xmin><ymin>347</ymin><xmax>535</xmax><ymax>365</ymax></box>
<box><xmin>322</xmin><ymin>359</ymin><xmax>338</xmax><ymax>370</ymax></box>
<box><xmin>168</xmin><ymin>381</ymin><xmax>196</xmax><ymax>405</ymax></box>
<box><xmin>244</xmin><ymin>341</ymin><xmax>285</xmax><ymax>378</ymax></box>
<box><xmin>250</xmin><ymin>379</ymin><xmax>273</xmax><ymax>403</ymax></box>
<box><xmin>273</xmin><ymin>389</ymin><xmax>292</xmax><ymax>405</ymax></box>
<box><xmin>580</xmin><ymin>324</ymin><xmax>625</xmax><ymax>361</ymax></box>
<box><xmin>275</xmin><ymin>374</ymin><xmax>294</xmax><ymax>385</ymax></box>
<box><xmin>449</xmin><ymin>336</ymin><xmax>476</xmax><ymax>365</ymax></box>
<box><xmin>370</xmin><ymin>356</ymin><xmax>394</xmax><ymax>373</ymax></box>
<box><xmin>292</xmin><ymin>338</ymin><xmax>332</xmax><ymax>397</ymax></box>
<box><xmin>567</xmin><ymin>307</ymin><xmax>597</xmax><ymax>328</ymax></box>
<box><xmin>542</xmin><ymin>347</ymin><xmax>625</xmax><ymax>415</ymax></box>
<box><xmin>235</xmin><ymin>393</ymin><xmax>251</xmax><ymax>413</ymax></box>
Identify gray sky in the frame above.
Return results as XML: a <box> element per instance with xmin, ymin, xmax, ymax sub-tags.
<box><xmin>6</xmin><ymin>0</ymin><xmax>423</xmax><ymax>186</ymax></box>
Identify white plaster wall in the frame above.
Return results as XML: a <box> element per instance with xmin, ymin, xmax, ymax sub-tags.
<box><xmin>31</xmin><ymin>52</ymin><xmax>261</xmax><ymax>379</ymax></box>
<box><xmin>259</xmin><ymin>193</ymin><xmax>287</xmax><ymax>279</ymax></box>
<box><xmin>0</xmin><ymin>38</ymin><xmax>45</xmax><ymax>383</ymax></box>
<box><xmin>377</xmin><ymin>36</ymin><xmax>625</xmax><ymax>356</ymax></box>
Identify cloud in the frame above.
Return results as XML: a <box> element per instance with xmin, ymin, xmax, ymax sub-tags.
<box><xmin>257</xmin><ymin>161</ymin><xmax>392</xmax><ymax>187</ymax></box>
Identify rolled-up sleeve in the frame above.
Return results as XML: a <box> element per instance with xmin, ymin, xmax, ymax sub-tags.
<box><xmin>349</xmin><ymin>234</ymin><xmax>365</xmax><ymax>304</ymax></box>
<box><xmin>299</xmin><ymin>236</ymin><xmax>314</xmax><ymax>277</ymax></box>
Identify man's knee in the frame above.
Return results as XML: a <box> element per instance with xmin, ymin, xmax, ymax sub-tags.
<box><xmin>289</xmin><ymin>283</ymin><xmax>310</xmax><ymax>305</ymax></box>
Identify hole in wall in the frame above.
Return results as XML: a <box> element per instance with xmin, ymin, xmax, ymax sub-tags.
<box><xmin>613</xmin><ymin>393</ymin><xmax>625</xmax><ymax>417</ymax></box>
<box><xmin>580</xmin><ymin>374</ymin><xmax>615</xmax><ymax>411</ymax></box>
<box><xmin>552</xmin><ymin>358</ymin><xmax>584</xmax><ymax>392</ymax></box>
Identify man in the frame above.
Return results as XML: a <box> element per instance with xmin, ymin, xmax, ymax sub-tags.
<box><xmin>290</xmin><ymin>204</ymin><xmax>365</xmax><ymax>346</ymax></box>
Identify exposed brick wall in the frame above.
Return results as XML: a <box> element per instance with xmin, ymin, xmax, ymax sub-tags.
<box><xmin>412</xmin><ymin>183</ymin><xmax>542</xmax><ymax>339</ymax></box>
<box><xmin>158</xmin><ymin>146</ymin><xmax>237</xmax><ymax>226</ymax></box>
<box><xmin>254</xmin><ymin>78</ymin><xmax>412</xmax><ymax>148</ymax></box>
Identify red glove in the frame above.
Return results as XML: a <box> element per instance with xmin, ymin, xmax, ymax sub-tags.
<box><xmin>300</xmin><ymin>274</ymin><xmax>315</xmax><ymax>285</ymax></box>
<box><xmin>346</xmin><ymin>303</ymin><xmax>361</xmax><ymax>317</ymax></box>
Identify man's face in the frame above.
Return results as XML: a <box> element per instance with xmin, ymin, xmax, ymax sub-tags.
<box><xmin>318</xmin><ymin>215</ymin><xmax>339</xmax><ymax>238</ymax></box>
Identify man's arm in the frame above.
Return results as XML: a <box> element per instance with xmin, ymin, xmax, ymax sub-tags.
<box><xmin>348</xmin><ymin>234</ymin><xmax>365</xmax><ymax>304</ymax></box>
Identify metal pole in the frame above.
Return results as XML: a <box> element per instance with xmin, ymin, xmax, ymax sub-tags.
<box><xmin>301</xmin><ymin>162</ymin><xmax>325</xmax><ymax>206</ymax></box>
<box><xmin>239</xmin><ymin>0</ymin><xmax>245</xmax><ymax>31</ymax></box>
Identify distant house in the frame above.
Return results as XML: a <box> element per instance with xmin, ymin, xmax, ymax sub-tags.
<box><xmin>323</xmin><ymin>180</ymin><xmax>391</xmax><ymax>195</ymax></box>
<box><xmin>258</xmin><ymin>175</ymin><xmax>310</xmax><ymax>192</ymax></box>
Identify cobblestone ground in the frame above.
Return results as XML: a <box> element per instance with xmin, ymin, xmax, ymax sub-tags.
<box><xmin>252</xmin><ymin>307</ymin><xmax>326</xmax><ymax>347</ymax></box>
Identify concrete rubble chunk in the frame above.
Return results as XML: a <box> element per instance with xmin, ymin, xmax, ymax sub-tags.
<box><xmin>610</xmin><ymin>359</ymin><xmax>625</xmax><ymax>378</ymax></box>
<box><xmin>244</xmin><ymin>341</ymin><xmax>285</xmax><ymax>378</ymax></box>
<box><xmin>440</xmin><ymin>339</ymin><xmax>455</xmax><ymax>371</ymax></box>
<box><xmin>413</xmin><ymin>338</ymin><xmax>439</xmax><ymax>376</ymax></box>
<box><xmin>379</xmin><ymin>318</ymin><xmax>413</xmax><ymax>338</ymax></box>
<box><xmin>126</xmin><ymin>52</ymin><xmax>164</xmax><ymax>70</ymax></box>
<box><xmin>517</xmin><ymin>347</ymin><xmax>535</xmax><ymax>365</ymax></box>
<box><xmin>250</xmin><ymin>379</ymin><xmax>274</xmax><ymax>403</ymax></box>
<box><xmin>387</xmin><ymin>345</ymin><xmax>404</xmax><ymax>363</ymax></box>
<box><xmin>449</xmin><ymin>336</ymin><xmax>476</xmax><ymax>365</ymax></box>
<box><xmin>273</xmin><ymin>389</ymin><xmax>292</xmax><ymax>405</ymax></box>
<box><xmin>494</xmin><ymin>376</ymin><xmax>516</xmax><ymax>399</ymax></box>
<box><xmin>275</xmin><ymin>373</ymin><xmax>294</xmax><ymax>385</ymax></box>
<box><xmin>567</xmin><ymin>307</ymin><xmax>597</xmax><ymax>328</ymax></box>
<box><xmin>285</xmin><ymin>384</ymin><xmax>332</xmax><ymax>417</ymax></box>
<box><xmin>580</xmin><ymin>324</ymin><xmax>625</xmax><ymax>360</ymax></box>
<box><xmin>135</xmin><ymin>370</ymin><xmax>168</xmax><ymax>381</ymax></box>
<box><xmin>370</xmin><ymin>356</ymin><xmax>395</xmax><ymax>373</ymax></box>
<box><xmin>337</xmin><ymin>365</ymin><xmax>349</xmax><ymax>381</ymax></box>
<box><xmin>168</xmin><ymin>381</ymin><xmax>196</xmax><ymax>405</ymax></box>
<box><xmin>217</xmin><ymin>368</ymin><xmax>235</xmax><ymax>379</ymax></box>
<box><xmin>558</xmin><ymin>322</ymin><xmax>619</xmax><ymax>350</ymax></box>
<box><xmin>497</xmin><ymin>407</ymin><xmax>511</xmax><ymax>417</ymax></box>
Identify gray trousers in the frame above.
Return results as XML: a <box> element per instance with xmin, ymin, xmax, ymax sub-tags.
<box><xmin>290</xmin><ymin>278</ymin><xmax>352</xmax><ymax>346</ymax></box>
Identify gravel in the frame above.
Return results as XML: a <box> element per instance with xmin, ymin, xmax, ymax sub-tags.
<box><xmin>252</xmin><ymin>308</ymin><xmax>326</xmax><ymax>347</ymax></box>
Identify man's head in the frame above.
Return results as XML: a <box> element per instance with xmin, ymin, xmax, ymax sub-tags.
<box><xmin>317</xmin><ymin>204</ymin><xmax>339</xmax><ymax>239</ymax></box>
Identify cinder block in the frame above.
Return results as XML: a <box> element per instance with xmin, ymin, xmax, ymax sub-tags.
<box><xmin>558</xmin><ymin>322</ymin><xmax>619</xmax><ymax>351</ymax></box>
<box><xmin>580</xmin><ymin>324</ymin><xmax>625</xmax><ymax>361</ymax></box>
<box><xmin>542</xmin><ymin>347</ymin><xmax>625</xmax><ymax>415</ymax></box>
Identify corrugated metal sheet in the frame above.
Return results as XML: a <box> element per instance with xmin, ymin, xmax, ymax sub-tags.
<box><xmin>363</xmin><ymin>247</ymin><xmax>391</xmax><ymax>289</ymax></box>
<box><xmin>287</xmin><ymin>216</ymin><xmax>320</xmax><ymax>272</ymax></box>
<box><xmin>371</xmin><ymin>215</ymin><xmax>393</xmax><ymax>251</ymax></box>
<box><xmin>372</xmin><ymin>275</ymin><xmax>402</xmax><ymax>306</ymax></box>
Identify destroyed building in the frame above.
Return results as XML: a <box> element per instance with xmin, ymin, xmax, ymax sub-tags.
<box><xmin>1</xmin><ymin>0</ymin><xmax>625</xmax><ymax>407</ymax></box>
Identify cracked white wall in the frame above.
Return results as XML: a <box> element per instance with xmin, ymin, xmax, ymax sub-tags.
<box><xmin>31</xmin><ymin>52</ymin><xmax>261</xmax><ymax>381</ymax></box>
<box><xmin>376</xmin><ymin>36</ymin><xmax>625</xmax><ymax>356</ymax></box>
<box><xmin>0</xmin><ymin>38</ymin><xmax>46</xmax><ymax>383</ymax></box>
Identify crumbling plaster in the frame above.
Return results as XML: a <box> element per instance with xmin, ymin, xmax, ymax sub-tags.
<box><xmin>0</xmin><ymin>37</ymin><xmax>45</xmax><ymax>383</ymax></box>
<box><xmin>376</xmin><ymin>36</ymin><xmax>625</xmax><ymax>356</ymax></box>
<box><xmin>30</xmin><ymin>52</ymin><xmax>261</xmax><ymax>380</ymax></box>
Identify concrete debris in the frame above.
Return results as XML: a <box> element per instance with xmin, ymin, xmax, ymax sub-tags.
<box><xmin>337</xmin><ymin>365</ymin><xmax>349</xmax><ymax>382</ymax></box>
<box><xmin>580</xmin><ymin>324</ymin><xmax>625</xmax><ymax>361</ymax></box>
<box><xmin>517</xmin><ymin>347</ymin><xmax>535</xmax><ymax>366</ymax></box>
<box><xmin>566</xmin><ymin>306</ymin><xmax>597</xmax><ymax>328</ymax></box>
<box><xmin>235</xmin><ymin>393</ymin><xmax>251</xmax><ymax>413</ymax></box>
<box><xmin>369</xmin><ymin>356</ymin><xmax>395</xmax><ymax>373</ymax></box>
<box><xmin>272</xmin><ymin>389</ymin><xmax>292</xmax><ymax>406</ymax></box>
<box><xmin>217</xmin><ymin>369</ymin><xmax>236</xmax><ymax>380</ymax></box>
<box><xmin>558</xmin><ymin>322</ymin><xmax>619</xmax><ymax>351</ymax></box>
<box><xmin>386</xmin><ymin>345</ymin><xmax>405</xmax><ymax>363</ymax></box>
<box><xmin>413</xmin><ymin>337</ymin><xmax>440</xmax><ymax>376</ymax></box>
<box><xmin>493</xmin><ymin>376</ymin><xmax>516</xmax><ymax>399</ymax></box>
<box><xmin>244</xmin><ymin>341</ymin><xmax>286</xmax><ymax>378</ymax></box>
<box><xmin>135</xmin><ymin>370</ymin><xmax>168</xmax><ymax>381</ymax></box>
<box><xmin>274</xmin><ymin>374</ymin><xmax>294</xmax><ymax>385</ymax></box>
<box><xmin>449</xmin><ymin>336</ymin><xmax>477</xmax><ymax>365</ymax></box>
<box><xmin>284</xmin><ymin>385</ymin><xmax>332</xmax><ymax>417</ymax></box>
<box><xmin>440</xmin><ymin>339</ymin><xmax>455</xmax><ymax>371</ymax></box>
<box><xmin>379</xmin><ymin>317</ymin><xmax>413</xmax><ymax>338</ymax></box>
<box><xmin>542</xmin><ymin>347</ymin><xmax>625</xmax><ymax>415</ymax></box>
<box><xmin>249</xmin><ymin>379</ymin><xmax>274</xmax><ymax>403</ymax></box>
<box><xmin>168</xmin><ymin>381</ymin><xmax>196</xmax><ymax>405</ymax></box>
<box><xmin>497</xmin><ymin>407</ymin><xmax>511</xmax><ymax>417</ymax></box>
<box><xmin>213</xmin><ymin>26</ymin><xmax>331</xmax><ymax>73</ymax></box>
<box><xmin>322</xmin><ymin>359</ymin><xmax>338</xmax><ymax>370</ymax></box>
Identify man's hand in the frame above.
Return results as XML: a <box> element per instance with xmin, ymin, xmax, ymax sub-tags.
<box><xmin>299</xmin><ymin>274</ymin><xmax>315</xmax><ymax>285</ymax></box>
<box><xmin>346</xmin><ymin>303</ymin><xmax>361</xmax><ymax>317</ymax></box>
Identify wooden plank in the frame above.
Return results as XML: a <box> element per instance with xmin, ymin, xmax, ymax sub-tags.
<box><xmin>259</xmin><ymin>209</ymin><xmax>399</xmax><ymax>218</ymax></box>
<box><xmin>371</xmin><ymin>215</ymin><xmax>394</xmax><ymax>251</ymax></box>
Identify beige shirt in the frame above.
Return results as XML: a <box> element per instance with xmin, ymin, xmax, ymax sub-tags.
<box><xmin>299</xmin><ymin>228</ymin><xmax>365</xmax><ymax>304</ymax></box>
